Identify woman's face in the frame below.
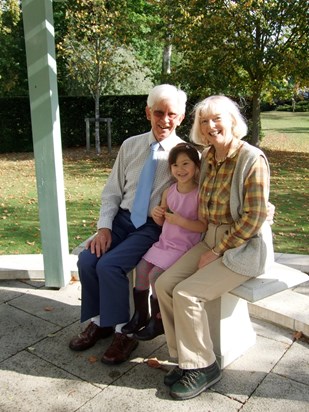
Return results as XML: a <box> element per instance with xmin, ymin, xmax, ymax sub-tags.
<box><xmin>199</xmin><ymin>110</ymin><xmax>234</xmax><ymax>145</ymax></box>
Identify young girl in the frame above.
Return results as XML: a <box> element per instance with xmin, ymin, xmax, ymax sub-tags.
<box><xmin>122</xmin><ymin>143</ymin><xmax>207</xmax><ymax>340</ymax></box>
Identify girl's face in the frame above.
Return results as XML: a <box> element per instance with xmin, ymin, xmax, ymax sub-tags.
<box><xmin>170</xmin><ymin>152</ymin><xmax>198</xmax><ymax>184</ymax></box>
<box><xmin>199</xmin><ymin>110</ymin><xmax>234</xmax><ymax>145</ymax></box>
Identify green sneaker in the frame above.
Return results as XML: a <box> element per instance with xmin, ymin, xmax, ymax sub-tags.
<box><xmin>164</xmin><ymin>366</ymin><xmax>184</xmax><ymax>386</ymax></box>
<box><xmin>169</xmin><ymin>361</ymin><xmax>222</xmax><ymax>400</ymax></box>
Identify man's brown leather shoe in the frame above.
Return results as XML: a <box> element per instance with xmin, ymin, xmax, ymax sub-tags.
<box><xmin>101</xmin><ymin>332</ymin><xmax>139</xmax><ymax>364</ymax></box>
<box><xmin>69</xmin><ymin>322</ymin><xmax>114</xmax><ymax>351</ymax></box>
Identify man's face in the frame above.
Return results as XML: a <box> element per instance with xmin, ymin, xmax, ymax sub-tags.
<box><xmin>146</xmin><ymin>99</ymin><xmax>185</xmax><ymax>141</ymax></box>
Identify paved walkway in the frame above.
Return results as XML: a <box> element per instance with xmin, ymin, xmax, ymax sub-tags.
<box><xmin>0</xmin><ymin>253</ymin><xmax>308</xmax><ymax>411</ymax></box>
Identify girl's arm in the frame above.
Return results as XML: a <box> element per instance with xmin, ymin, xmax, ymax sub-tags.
<box><xmin>151</xmin><ymin>189</ymin><xmax>168</xmax><ymax>226</ymax></box>
<box><xmin>164</xmin><ymin>208</ymin><xmax>207</xmax><ymax>233</ymax></box>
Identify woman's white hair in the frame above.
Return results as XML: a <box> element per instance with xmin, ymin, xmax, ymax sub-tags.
<box><xmin>190</xmin><ymin>95</ymin><xmax>248</xmax><ymax>145</ymax></box>
<box><xmin>147</xmin><ymin>84</ymin><xmax>187</xmax><ymax>115</ymax></box>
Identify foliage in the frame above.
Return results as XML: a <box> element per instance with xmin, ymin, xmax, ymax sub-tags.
<box><xmin>276</xmin><ymin>100</ymin><xmax>309</xmax><ymax>112</ymax></box>
<box><xmin>0</xmin><ymin>0</ymin><xmax>27</xmax><ymax>95</ymax></box>
<box><xmin>161</xmin><ymin>0</ymin><xmax>309</xmax><ymax>145</ymax></box>
<box><xmin>57</xmin><ymin>0</ymin><xmax>159</xmax><ymax>97</ymax></box>
<box><xmin>0</xmin><ymin>95</ymin><xmax>153</xmax><ymax>152</ymax></box>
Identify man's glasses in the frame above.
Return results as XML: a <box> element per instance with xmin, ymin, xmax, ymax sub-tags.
<box><xmin>151</xmin><ymin>109</ymin><xmax>179</xmax><ymax>120</ymax></box>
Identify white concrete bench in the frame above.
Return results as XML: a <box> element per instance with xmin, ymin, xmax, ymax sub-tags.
<box><xmin>72</xmin><ymin>235</ymin><xmax>308</xmax><ymax>368</ymax></box>
<box><xmin>207</xmin><ymin>263</ymin><xmax>308</xmax><ymax>368</ymax></box>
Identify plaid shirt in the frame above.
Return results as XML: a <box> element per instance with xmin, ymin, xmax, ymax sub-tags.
<box><xmin>199</xmin><ymin>145</ymin><xmax>269</xmax><ymax>254</ymax></box>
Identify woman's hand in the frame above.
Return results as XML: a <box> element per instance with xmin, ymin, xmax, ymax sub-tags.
<box><xmin>198</xmin><ymin>249</ymin><xmax>220</xmax><ymax>269</ymax></box>
<box><xmin>267</xmin><ymin>202</ymin><xmax>275</xmax><ymax>225</ymax></box>
<box><xmin>86</xmin><ymin>228</ymin><xmax>112</xmax><ymax>257</ymax></box>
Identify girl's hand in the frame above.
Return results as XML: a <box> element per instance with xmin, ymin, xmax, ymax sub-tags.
<box><xmin>164</xmin><ymin>211</ymin><xmax>180</xmax><ymax>225</ymax></box>
<box><xmin>152</xmin><ymin>206</ymin><xmax>166</xmax><ymax>220</ymax></box>
<box><xmin>198</xmin><ymin>249</ymin><xmax>220</xmax><ymax>269</ymax></box>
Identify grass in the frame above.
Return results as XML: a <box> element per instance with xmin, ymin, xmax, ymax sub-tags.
<box><xmin>0</xmin><ymin>110</ymin><xmax>308</xmax><ymax>255</ymax></box>
<box><xmin>260</xmin><ymin>111</ymin><xmax>309</xmax><ymax>254</ymax></box>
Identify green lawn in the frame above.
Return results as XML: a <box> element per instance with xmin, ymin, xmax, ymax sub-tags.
<box><xmin>260</xmin><ymin>111</ymin><xmax>309</xmax><ymax>254</ymax></box>
<box><xmin>0</xmin><ymin>110</ymin><xmax>308</xmax><ymax>255</ymax></box>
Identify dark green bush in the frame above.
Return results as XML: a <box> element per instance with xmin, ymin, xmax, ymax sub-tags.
<box><xmin>0</xmin><ymin>95</ymin><xmax>151</xmax><ymax>152</ymax></box>
<box><xmin>0</xmin><ymin>95</ymin><xmax>253</xmax><ymax>153</ymax></box>
<box><xmin>275</xmin><ymin>100</ymin><xmax>309</xmax><ymax>112</ymax></box>
<box><xmin>295</xmin><ymin>100</ymin><xmax>309</xmax><ymax>111</ymax></box>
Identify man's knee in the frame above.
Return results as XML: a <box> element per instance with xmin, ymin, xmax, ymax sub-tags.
<box><xmin>77</xmin><ymin>248</ymin><xmax>98</xmax><ymax>271</ymax></box>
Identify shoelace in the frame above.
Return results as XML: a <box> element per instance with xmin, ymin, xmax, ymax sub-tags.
<box><xmin>178</xmin><ymin>370</ymin><xmax>201</xmax><ymax>388</ymax></box>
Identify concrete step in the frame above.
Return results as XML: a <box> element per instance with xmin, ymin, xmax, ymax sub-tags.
<box><xmin>249</xmin><ymin>283</ymin><xmax>309</xmax><ymax>336</ymax></box>
<box><xmin>0</xmin><ymin>254</ymin><xmax>78</xmax><ymax>279</ymax></box>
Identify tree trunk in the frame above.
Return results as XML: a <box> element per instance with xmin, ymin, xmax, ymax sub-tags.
<box><xmin>162</xmin><ymin>34</ymin><xmax>172</xmax><ymax>77</ymax></box>
<box><xmin>251</xmin><ymin>93</ymin><xmax>261</xmax><ymax>147</ymax></box>
<box><xmin>94</xmin><ymin>89</ymin><xmax>100</xmax><ymax>155</ymax></box>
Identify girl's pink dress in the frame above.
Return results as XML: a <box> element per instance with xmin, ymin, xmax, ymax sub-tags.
<box><xmin>142</xmin><ymin>183</ymin><xmax>201</xmax><ymax>270</ymax></box>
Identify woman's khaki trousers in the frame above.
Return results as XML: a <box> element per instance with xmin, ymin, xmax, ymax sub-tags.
<box><xmin>156</xmin><ymin>223</ymin><xmax>248</xmax><ymax>369</ymax></box>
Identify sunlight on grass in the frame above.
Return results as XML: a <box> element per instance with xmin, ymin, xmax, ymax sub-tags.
<box><xmin>261</xmin><ymin>112</ymin><xmax>309</xmax><ymax>153</ymax></box>
<box><xmin>0</xmin><ymin>112</ymin><xmax>308</xmax><ymax>255</ymax></box>
<box><xmin>261</xmin><ymin>111</ymin><xmax>309</xmax><ymax>254</ymax></box>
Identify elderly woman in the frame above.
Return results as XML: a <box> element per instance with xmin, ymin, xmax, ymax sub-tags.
<box><xmin>156</xmin><ymin>95</ymin><xmax>274</xmax><ymax>400</ymax></box>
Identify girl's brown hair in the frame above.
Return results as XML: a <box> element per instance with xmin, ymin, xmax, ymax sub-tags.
<box><xmin>168</xmin><ymin>143</ymin><xmax>201</xmax><ymax>169</ymax></box>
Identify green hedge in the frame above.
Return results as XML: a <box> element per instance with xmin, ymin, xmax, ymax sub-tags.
<box><xmin>0</xmin><ymin>95</ymin><xmax>150</xmax><ymax>152</ymax></box>
<box><xmin>276</xmin><ymin>100</ymin><xmax>309</xmax><ymax>112</ymax></box>
<box><xmin>0</xmin><ymin>95</ymin><xmax>252</xmax><ymax>153</ymax></box>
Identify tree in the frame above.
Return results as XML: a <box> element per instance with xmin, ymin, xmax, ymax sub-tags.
<box><xmin>163</xmin><ymin>0</ymin><xmax>309</xmax><ymax>145</ymax></box>
<box><xmin>0</xmin><ymin>0</ymin><xmax>27</xmax><ymax>96</ymax></box>
<box><xmin>58</xmin><ymin>0</ymin><xmax>157</xmax><ymax>153</ymax></box>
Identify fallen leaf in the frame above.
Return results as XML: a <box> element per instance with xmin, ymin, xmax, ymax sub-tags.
<box><xmin>293</xmin><ymin>331</ymin><xmax>303</xmax><ymax>341</ymax></box>
<box><xmin>88</xmin><ymin>356</ymin><xmax>98</xmax><ymax>363</ymax></box>
<box><xmin>44</xmin><ymin>306</ymin><xmax>54</xmax><ymax>312</ymax></box>
<box><xmin>146</xmin><ymin>358</ymin><xmax>161</xmax><ymax>368</ymax></box>
<box><xmin>293</xmin><ymin>331</ymin><xmax>309</xmax><ymax>344</ymax></box>
<box><xmin>145</xmin><ymin>357</ymin><xmax>169</xmax><ymax>372</ymax></box>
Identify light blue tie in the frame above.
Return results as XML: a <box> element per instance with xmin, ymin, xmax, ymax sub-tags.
<box><xmin>131</xmin><ymin>142</ymin><xmax>160</xmax><ymax>228</ymax></box>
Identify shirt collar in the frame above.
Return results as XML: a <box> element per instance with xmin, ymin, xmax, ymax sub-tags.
<box><xmin>149</xmin><ymin>130</ymin><xmax>179</xmax><ymax>152</ymax></box>
<box><xmin>208</xmin><ymin>144</ymin><xmax>242</xmax><ymax>163</ymax></box>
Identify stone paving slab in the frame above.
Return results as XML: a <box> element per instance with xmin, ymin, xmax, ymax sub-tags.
<box><xmin>7</xmin><ymin>280</ymin><xmax>81</xmax><ymax>327</ymax></box>
<box><xmin>76</xmin><ymin>367</ymin><xmax>241</xmax><ymax>412</ymax></box>
<box><xmin>0</xmin><ymin>351</ymin><xmax>101</xmax><ymax>412</ymax></box>
<box><xmin>241</xmin><ymin>373</ymin><xmax>309</xmax><ymax>412</ymax></box>
<box><xmin>272</xmin><ymin>340</ymin><xmax>309</xmax><ymax>386</ymax></box>
<box><xmin>0</xmin><ymin>273</ymin><xmax>308</xmax><ymax>412</ymax></box>
<box><xmin>32</xmin><ymin>322</ymin><xmax>167</xmax><ymax>389</ymax></box>
<box><xmin>0</xmin><ymin>303</ymin><xmax>60</xmax><ymax>363</ymax></box>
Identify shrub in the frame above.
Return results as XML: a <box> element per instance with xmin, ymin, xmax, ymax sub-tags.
<box><xmin>0</xmin><ymin>95</ymin><xmax>253</xmax><ymax>153</ymax></box>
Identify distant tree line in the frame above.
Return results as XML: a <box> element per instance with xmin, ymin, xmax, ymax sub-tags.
<box><xmin>0</xmin><ymin>0</ymin><xmax>308</xmax><ymax>146</ymax></box>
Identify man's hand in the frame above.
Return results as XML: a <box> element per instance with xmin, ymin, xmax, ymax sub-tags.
<box><xmin>86</xmin><ymin>228</ymin><xmax>112</xmax><ymax>257</ymax></box>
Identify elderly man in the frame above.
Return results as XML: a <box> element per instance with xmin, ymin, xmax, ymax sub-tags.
<box><xmin>69</xmin><ymin>84</ymin><xmax>187</xmax><ymax>364</ymax></box>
